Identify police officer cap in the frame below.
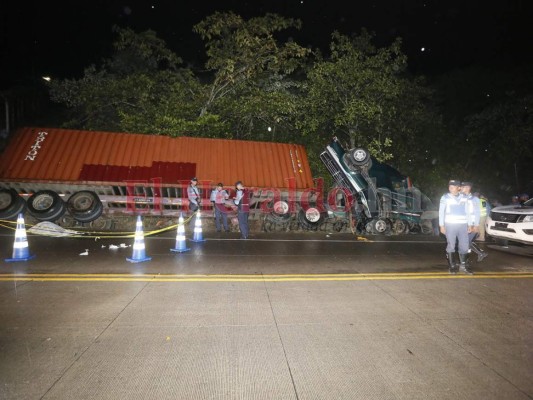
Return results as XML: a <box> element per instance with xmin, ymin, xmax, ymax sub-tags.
<box><xmin>448</xmin><ymin>180</ymin><xmax>461</xmax><ymax>186</ymax></box>
<box><xmin>461</xmin><ymin>181</ymin><xmax>473</xmax><ymax>187</ymax></box>
<box><xmin>235</xmin><ymin>181</ymin><xmax>242</xmax><ymax>186</ymax></box>
<box><xmin>191</xmin><ymin>177</ymin><xmax>198</xmax><ymax>182</ymax></box>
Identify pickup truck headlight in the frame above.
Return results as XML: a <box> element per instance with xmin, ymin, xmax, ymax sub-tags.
<box><xmin>521</xmin><ymin>215</ymin><xmax>533</xmax><ymax>222</ymax></box>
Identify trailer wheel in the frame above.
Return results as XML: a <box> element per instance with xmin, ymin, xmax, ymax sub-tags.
<box><xmin>0</xmin><ymin>189</ymin><xmax>27</xmax><ymax>220</ymax></box>
<box><xmin>304</xmin><ymin>207</ymin><xmax>323</xmax><ymax>223</ymax></box>
<box><xmin>297</xmin><ymin>209</ymin><xmax>314</xmax><ymax>230</ymax></box>
<box><xmin>27</xmin><ymin>190</ymin><xmax>66</xmax><ymax>221</ymax></box>
<box><xmin>67</xmin><ymin>191</ymin><xmax>103</xmax><ymax>223</ymax></box>
<box><xmin>269</xmin><ymin>200</ymin><xmax>291</xmax><ymax>222</ymax></box>
<box><xmin>89</xmin><ymin>214</ymin><xmax>112</xmax><ymax>230</ymax></box>
<box><xmin>298</xmin><ymin>207</ymin><xmax>325</xmax><ymax>230</ymax></box>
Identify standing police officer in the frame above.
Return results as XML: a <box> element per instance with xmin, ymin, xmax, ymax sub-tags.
<box><xmin>439</xmin><ymin>180</ymin><xmax>473</xmax><ymax>274</ymax></box>
<box><xmin>210</xmin><ymin>183</ymin><xmax>230</xmax><ymax>232</ymax></box>
<box><xmin>187</xmin><ymin>177</ymin><xmax>200</xmax><ymax>212</ymax></box>
<box><xmin>234</xmin><ymin>181</ymin><xmax>250</xmax><ymax>239</ymax></box>
<box><xmin>461</xmin><ymin>182</ymin><xmax>488</xmax><ymax>262</ymax></box>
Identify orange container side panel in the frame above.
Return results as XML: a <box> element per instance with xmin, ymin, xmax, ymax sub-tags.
<box><xmin>0</xmin><ymin>127</ymin><xmax>315</xmax><ymax>189</ymax></box>
<box><xmin>8</xmin><ymin>129</ymin><xmax>32</xmax><ymax>179</ymax></box>
<box><xmin>276</xmin><ymin>144</ymin><xmax>291</xmax><ymax>188</ymax></box>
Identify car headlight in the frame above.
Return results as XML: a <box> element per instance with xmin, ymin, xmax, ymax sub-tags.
<box><xmin>521</xmin><ymin>215</ymin><xmax>533</xmax><ymax>222</ymax></box>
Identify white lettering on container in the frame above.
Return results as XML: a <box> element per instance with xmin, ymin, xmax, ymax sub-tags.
<box><xmin>24</xmin><ymin>131</ymin><xmax>48</xmax><ymax>161</ymax></box>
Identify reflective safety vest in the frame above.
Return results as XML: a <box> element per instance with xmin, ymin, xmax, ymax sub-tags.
<box><xmin>439</xmin><ymin>193</ymin><xmax>469</xmax><ymax>225</ymax></box>
<box><xmin>479</xmin><ymin>198</ymin><xmax>488</xmax><ymax>217</ymax></box>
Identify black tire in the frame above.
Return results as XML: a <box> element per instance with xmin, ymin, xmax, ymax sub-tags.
<box><xmin>27</xmin><ymin>190</ymin><xmax>66</xmax><ymax>221</ymax></box>
<box><xmin>348</xmin><ymin>147</ymin><xmax>371</xmax><ymax>167</ymax></box>
<box><xmin>269</xmin><ymin>200</ymin><xmax>291</xmax><ymax>222</ymax></box>
<box><xmin>392</xmin><ymin>219</ymin><xmax>409</xmax><ymax>235</ymax></box>
<box><xmin>297</xmin><ymin>209</ymin><xmax>314</xmax><ymax>230</ymax></box>
<box><xmin>420</xmin><ymin>220</ymin><xmax>434</xmax><ymax>235</ymax></box>
<box><xmin>58</xmin><ymin>214</ymin><xmax>79</xmax><ymax>228</ymax></box>
<box><xmin>298</xmin><ymin>207</ymin><xmax>326</xmax><ymax>230</ymax></box>
<box><xmin>73</xmin><ymin>201</ymin><xmax>104</xmax><ymax>223</ymax></box>
<box><xmin>0</xmin><ymin>189</ymin><xmax>27</xmax><ymax>220</ymax></box>
<box><xmin>365</xmin><ymin>218</ymin><xmax>391</xmax><ymax>234</ymax></box>
<box><xmin>374</xmin><ymin>218</ymin><xmax>391</xmax><ymax>234</ymax></box>
<box><xmin>304</xmin><ymin>207</ymin><xmax>325</xmax><ymax>224</ymax></box>
<box><xmin>88</xmin><ymin>214</ymin><xmax>112</xmax><ymax>230</ymax></box>
<box><xmin>67</xmin><ymin>191</ymin><xmax>103</xmax><ymax>223</ymax></box>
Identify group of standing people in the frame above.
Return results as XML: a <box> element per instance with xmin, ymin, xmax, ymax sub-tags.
<box><xmin>187</xmin><ymin>178</ymin><xmax>250</xmax><ymax>239</ymax></box>
<box><xmin>438</xmin><ymin>180</ymin><xmax>489</xmax><ymax>275</ymax></box>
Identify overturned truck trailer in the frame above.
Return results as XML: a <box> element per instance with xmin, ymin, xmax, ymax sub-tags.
<box><xmin>0</xmin><ymin>127</ymin><xmax>317</xmax><ymax>228</ymax></box>
<box><xmin>320</xmin><ymin>137</ymin><xmax>438</xmax><ymax>234</ymax></box>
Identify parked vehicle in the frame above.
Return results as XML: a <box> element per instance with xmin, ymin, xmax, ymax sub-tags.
<box><xmin>319</xmin><ymin>137</ymin><xmax>437</xmax><ymax>234</ymax></box>
<box><xmin>486</xmin><ymin>198</ymin><xmax>533</xmax><ymax>246</ymax></box>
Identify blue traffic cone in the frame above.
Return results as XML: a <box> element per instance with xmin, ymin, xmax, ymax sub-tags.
<box><xmin>126</xmin><ymin>215</ymin><xmax>151</xmax><ymax>263</ymax></box>
<box><xmin>191</xmin><ymin>210</ymin><xmax>206</xmax><ymax>242</ymax></box>
<box><xmin>171</xmin><ymin>213</ymin><xmax>190</xmax><ymax>253</ymax></box>
<box><xmin>5</xmin><ymin>213</ymin><xmax>35</xmax><ymax>262</ymax></box>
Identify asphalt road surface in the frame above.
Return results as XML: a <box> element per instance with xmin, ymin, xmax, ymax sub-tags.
<box><xmin>1</xmin><ymin>227</ymin><xmax>532</xmax><ymax>400</ymax></box>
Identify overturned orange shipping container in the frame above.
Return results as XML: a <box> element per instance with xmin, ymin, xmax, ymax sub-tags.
<box><xmin>0</xmin><ymin>127</ymin><xmax>318</xmax><ymax>223</ymax></box>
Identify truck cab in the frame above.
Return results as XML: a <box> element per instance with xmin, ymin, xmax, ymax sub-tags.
<box><xmin>320</xmin><ymin>137</ymin><xmax>437</xmax><ymax>234</ymax></box>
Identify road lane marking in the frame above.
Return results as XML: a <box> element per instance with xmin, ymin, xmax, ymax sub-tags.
<box><xmin>0</xmin><ymin>272</ymin><xmax>532</xmax><ymax>282</ymax></box>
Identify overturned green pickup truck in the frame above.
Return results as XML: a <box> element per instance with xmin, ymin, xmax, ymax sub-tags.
<box><xmin>320</xmin><ymin>137</ymin><xmax>437</xmax><ymax>234</ymax></box>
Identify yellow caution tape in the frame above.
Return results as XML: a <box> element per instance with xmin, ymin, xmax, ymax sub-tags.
<box><xmin>0</xmin><ymin>212</ymin><xmax>197</xmax><ymax>239</ymax></box>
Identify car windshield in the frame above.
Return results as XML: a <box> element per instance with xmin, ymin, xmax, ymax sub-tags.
<box><xmin>524</xmin><ymin>198</ymin><xmax>532</xmax><ymax>207</ymax></box>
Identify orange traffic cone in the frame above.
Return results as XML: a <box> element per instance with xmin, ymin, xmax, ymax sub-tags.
<box><xmin>5</xmin><ymin>213</ymin><xmax>35</xmax><ymax>262</ymax></box>
<box><xmin>191</xmin><ymin>210</ymin><xmax>206</xmax><ymax>242</ymax></box>
<box><xmin>126</xmin><ymin>215</ymin><xmax>151</xmax><ymax>263</ymax></box>
<box><xmin>171</xmin><ymin>212</ymin><xmax>190</xmax><ymax>253</ymax></box>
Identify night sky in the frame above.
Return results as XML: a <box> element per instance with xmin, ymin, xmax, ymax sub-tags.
<box><xmin>2</xmin><ymin>0</ymin><xmax>532</xmax><ymax>86</ymax></box>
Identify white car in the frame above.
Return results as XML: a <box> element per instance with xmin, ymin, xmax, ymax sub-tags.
<box><xmin>486</xmin><ymin>198</ymin><xmax>533</xmax><ymax>245</ymax></box>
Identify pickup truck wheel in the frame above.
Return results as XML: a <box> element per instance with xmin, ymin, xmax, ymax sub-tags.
<box><xmin>373</xmin><ymin>218</ymin><xmax>390</xmax><ymax>234</ymax></box>
<box><xmin>348</xmin><ymin>147</ymin><xmax>371</xmax><ymax>167</ymax></box>
<box><xmin>0</xmin><ymin>189</ymin><xmax>27</xmax><ymax>220</ymax></box>
<box><xmin>392</xmin><ymin>219</ymin><xmax>408</xmax><ymax>234</ymax></box>
<box><xmin>27</xmin><ymin>190</ymin><xmax>66</xmax><ymax>221</ymax></box>
<box><xmin>68</xmin><ymin>191</ymin><xmax>103</xmax><ymax>223</ymax></box>
<box><xmin>420</xmin><ymin>220</ymin><xmax>434</xmax><ymax>235</ymax></box>
<box><xmin>365</xmin><ymin>218</ymin><xmax>390</xmax><ymax>234</ymax></box>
